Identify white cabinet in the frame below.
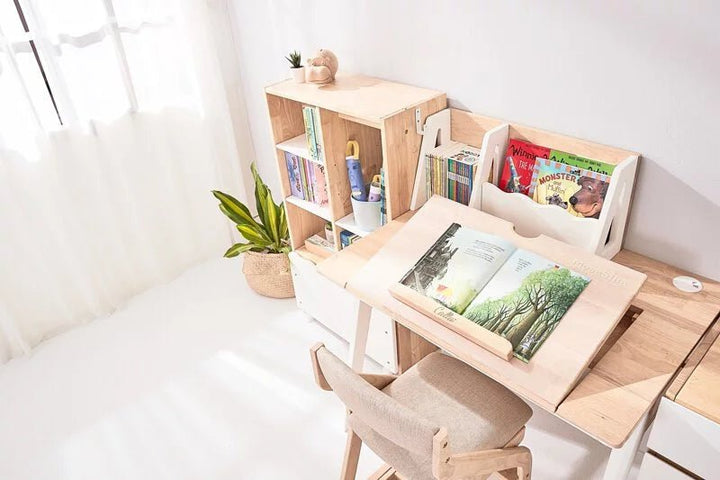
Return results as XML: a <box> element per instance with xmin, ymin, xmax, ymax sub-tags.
<box><xmin>637</xmin><ymin>453</ymin><xmax>693</xmax><ymax>480</ymax></box>
<box><xmin>290</xmin><ymin>252</ymin><xmax>398</xmax><ymax>372</ymax></box>
<box><xmin>644</xmin><ymin>397</ymin><xmax>720</xmax><ymax>479</ymax></box>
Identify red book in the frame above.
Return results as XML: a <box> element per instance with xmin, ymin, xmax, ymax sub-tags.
<box><xmin>499</xmin><ymin>139</ymin><xmax>550</xmax><ymax>196</ymax></box>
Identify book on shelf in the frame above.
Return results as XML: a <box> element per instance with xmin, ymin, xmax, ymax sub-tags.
<box><xmin>285</xmin><ymin>152</ymin><xmax>305</xmax><ymax>199</ymax></box>
<box><xmin>379</xmin><ymin>167</ymin><xmax>387</xmax><ymax>225</ymax></box>
<box><xmin>302</xmin><ymin>105</ymin><xmax>324</xmax><ymax>164</ymax></box>
<box><xmin>284</xmin><ymin>151</ymin><xmax>328</xmax><ymax>206</ymax></box>
<box><xmin>549</xmin><ymin>150</ymin><xmax>615</xmax><ymax>176</ymax></box>
<box><xmin>304</xmin><ymin>233</ymin><xmax>335</xmax><ymax>259</ymax></box>
<box><xmin>425</xmin><ymin>142</ymin><xmax>482</xmax><ymax>205</ymax></box>
<box><xmin>391</xmin><ymin>223</ymin><xmax>589</xmax><ymax>362</ymax></box>
<box><xmin>339</xmin><ymin>229</ymin><xmax>360</xmax><ymax>248</ymax></box>
<box><xmin>499</xmin><ymin>139</ymin><xmax>550</xmax><ymax>196</ymax></box>
<box><xmin>497</xmin><ymin>139</ymin><xmax>616</xmax><ymax>218</ymax></box>
<box><xmin>529</xmin><ymin>159</ymin><xmax>610</xmax><ymax>219</ymax></box>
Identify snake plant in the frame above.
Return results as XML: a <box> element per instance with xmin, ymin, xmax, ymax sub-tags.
<box><xmin>212</xmin><ymin>163</ymin><xmax>290</xmax><ymax>257</ymax></box>
<box><xmin>285</xmin><ymin>50</ymin><xmax>302</xmax><ymax>68</ymax></box>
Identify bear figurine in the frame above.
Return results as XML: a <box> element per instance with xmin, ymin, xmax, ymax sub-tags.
<box><xmin>306</xmin><ymin>49</ymin><xmax>338</xmax><ymax>84</ymax></box>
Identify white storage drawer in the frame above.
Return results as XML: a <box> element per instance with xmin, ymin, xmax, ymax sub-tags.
<box><xmin>290</xmin><ymin>252</ymin><xmax>398</xmax><ymax>372</ymax></box>
<box><xmin>637</xmin><ymin>453</ymin><xmax>693</xmax><ymax>480</ymax></box>
<box><xmin>646</xmin><ymin>397</ymin><xmax>720</xmax><ymax>479</ymax></box>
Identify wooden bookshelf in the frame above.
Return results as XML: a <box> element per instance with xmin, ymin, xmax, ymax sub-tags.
<box><xmin>266</xmin><ymin>73</ymin><xmax>446</xmax><ymax>256</ymax></box>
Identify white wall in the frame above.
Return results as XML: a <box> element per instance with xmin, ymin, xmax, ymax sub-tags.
<box><xmin>229</xmin><ymin>0</ymin><xmax>720</xmax><ymax>280</ymax></box>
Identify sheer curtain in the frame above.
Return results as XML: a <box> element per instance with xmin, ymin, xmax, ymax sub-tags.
<box><xmin>0</xmin><ymin>0</ymin><xmax>251</xmax><ymax>364</ymax></box>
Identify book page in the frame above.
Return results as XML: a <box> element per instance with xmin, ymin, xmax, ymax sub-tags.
<box><xmin>399</xmin><ymin>223</ymin><xmax>515</xmax><ymax>314</ymax></box>
<box><xmin>463</xmin><ymin>249</ymin><xmax>590</xmax><ymax>362</ymax></box>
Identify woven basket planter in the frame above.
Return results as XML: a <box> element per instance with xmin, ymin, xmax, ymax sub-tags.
<box><xmin>242</xmin><ymin>251</ymin><xmax>295</xmax><ymax>298</ymax></box>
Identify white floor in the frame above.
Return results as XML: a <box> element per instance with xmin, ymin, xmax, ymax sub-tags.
<box><xmin>0</xmin><ymin>258</ymin><xmax>638</xmax><ymax>479</ymax></box>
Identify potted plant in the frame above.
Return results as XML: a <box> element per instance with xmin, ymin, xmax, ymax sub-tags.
<box><xmin>212</xmin><ymin>163</ymin><xmax>294</xmax><ymax>298</ymax></box>
<box><xmin>286</xmin><ymin>50</ymin><xmax>305</xmax><ymax>83</ymax></box>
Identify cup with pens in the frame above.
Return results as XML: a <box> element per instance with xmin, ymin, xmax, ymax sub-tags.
<box><xmin>346</xmin><ymin>140</ymin><xmax>382</xmax><ymax>232</ymax></box>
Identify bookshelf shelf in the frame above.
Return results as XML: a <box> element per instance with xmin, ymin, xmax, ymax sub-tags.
<box><xmin>267</xmin><ymin>73</ymin><xmax>446</xmax><ymax>257</ymax></box>
<box><xmin>410</xmin><ymin>109</ymin><xmax>640</xmax><ymax>259</ymax></box>
<box><xmin>265</xmin><ymin>73</ymin><xmax>445</xmax><ymax>373</ymax></box>
<box><xmin>284</xmin><ymin>195</ymin><xmax>333</xmax><ymax>222</ymax></box>
<box><xmin>276</xmin><ymin>134</ymin><xmax>318</xmax><ymax>163</ymax></box>
<box><xmin>335</xmin><ymin>213</ymin><xmax>373</xmax><ymax>238</ymax></box>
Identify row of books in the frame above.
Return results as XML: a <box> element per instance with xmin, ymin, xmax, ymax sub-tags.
<box><xmin>425</xmin><ymin>142</ymin><xmax>482</xmax><ymax>206</ymax></box>
<box><xmin>499</xmin><ymin>139</ymin><xmax>615</xmax><ymax>219</ymax></box>
<box><xmin>302</xmin><ymin>105</ymin><xmax>324</xmax><ymax>164</ymax></box>
<box><xmin>284</xmin><ymin>151</ymin><xmax>328</xmax><ymax>205</ymax></box>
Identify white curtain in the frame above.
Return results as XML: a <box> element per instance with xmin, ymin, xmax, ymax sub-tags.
<box><xmin>0</xmin><ymin>0</ymin><xmax>251</xmax><ymax>364</ymax></box>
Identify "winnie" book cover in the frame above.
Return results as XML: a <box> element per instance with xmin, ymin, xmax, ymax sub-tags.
<box><xmin>499</xmin><ymin>139</ymin><xmax>550</xmax><ymax>196</ymax></box>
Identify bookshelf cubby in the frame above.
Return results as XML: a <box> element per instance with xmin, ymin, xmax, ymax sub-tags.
<box><xmin>266</xmin><ymin>73</ymin><xmax>446</xmax><ymax>260</ymax></box>
<box><xmin>411</xmin><ymin>109</ymin><xmax>640</xmax><ymax>259</ymax></box>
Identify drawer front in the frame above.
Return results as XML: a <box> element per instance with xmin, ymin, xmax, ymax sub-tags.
<box><xmin>290</xmin><ymin>253</ymin><xmax>398</xmax><ymax>372</ymax></box>
<box><xmin>647</xmin><ymin>397</ymin><xmax>720</xmax><ymax>478</ymax></box>
<box><xmin>637</xmin><ymin>453</ymin><xmax>692</xmax><ymax>480</ymax></box>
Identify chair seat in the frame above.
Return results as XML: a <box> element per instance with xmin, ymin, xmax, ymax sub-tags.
<box><xmin>350</xmin><ymin>351</ymin><xmax>532</xmax><ymax>479</ymax></box>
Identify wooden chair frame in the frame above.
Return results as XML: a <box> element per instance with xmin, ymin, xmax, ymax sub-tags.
<box><xmin>310</xmin><ymin>343</ymin><xmax>532</xmax><ymax>480</ymax></box>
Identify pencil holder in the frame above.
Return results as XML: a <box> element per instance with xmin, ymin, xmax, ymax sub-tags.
<box><xmin>351</xmin><ymin>196</ymin><xmax>382</xmax><ymax>232</ymax></box>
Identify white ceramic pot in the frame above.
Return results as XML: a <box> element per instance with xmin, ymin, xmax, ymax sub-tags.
<box><xmin>290</xmin><ymin>66</ymin><xmax>305</xmax><ymax>83</ymax></box>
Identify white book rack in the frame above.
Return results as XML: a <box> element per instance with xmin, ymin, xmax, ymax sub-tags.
<box><xmin>411</xmin><ymin>109</ymin><xmax>640</xmax><ymax>259</ymax></box>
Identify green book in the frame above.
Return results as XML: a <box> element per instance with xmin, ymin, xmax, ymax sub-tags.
<box><xmin>549</xmin><ymin>150</ymin><xmax>615</xmax><ymax>176</ymax></box>
<box><xmin>302</xmin><ymin>106</ymin><xmax>318</xmax><ymax>161</ymax></box>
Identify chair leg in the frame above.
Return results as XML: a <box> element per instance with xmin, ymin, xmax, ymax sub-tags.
<box><xmin>340</xmin><ymin>429</ymin><xmax>362</xmax><ymax>480</ymax></box>
<box><xmin>516</xmin><ymin>451</ymin><xmax>532</xmax><ymax>480</ymax></box>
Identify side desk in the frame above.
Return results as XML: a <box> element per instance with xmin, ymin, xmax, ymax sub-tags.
<box><xmin>318</xmin><ymin>209</ymin><xmax>720</xmax><ymax>480</ymax></box>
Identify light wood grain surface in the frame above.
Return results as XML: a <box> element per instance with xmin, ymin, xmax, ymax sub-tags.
<box><xmin>265</xmin><ymin>73</ymin><xmax>445</xmax><ymax>127</ymax></box>
<box><xmin>345</xmin><ymin>196</ymin><xmax>646</xmax><ymax>412</ymax></box>
<box><xmin>674</xmin><ymin>335</ymin><xmax>720</xmax><ymax>424</ymax></box>
<box><xmin>316</xmin><ymin>204</ymin><xmax>720</xmax><ymax>448</ymax></box>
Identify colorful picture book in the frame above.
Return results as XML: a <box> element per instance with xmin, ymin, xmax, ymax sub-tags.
<box><xmin>530</xmin><ymin>159</ymin><xmax>610</xmax><ymax>218</ymax></box>
<box><xmin>425</xmin><ymin>142</ymin><xmax>482</xmax><ymax>205</ymax></box>
<box><xmin>548</xmin><ymin>150</ymin><xmax>615</xmax><ymax>176</ymax></box>
<box><xmin>499</xmin><ymin>139</ymin><xmax>550</xmax><ymax>195</ymax></box>
<box><xmin>497</xmin><ymin>139</ymin><xmax>616</xmax><ymax>218</ymax></box>
<box><xmin>284</xmin><ymin>151</ymin><xmax>328</xmax><ymax>205</ymax></box>
<box><xmin>398</xmin><ymin>223</ymin><xmax>589</xmax><ymax>362</ymax></box>
<box><xmin>339</xmin><ymin>229</ymin><xmax>360</xmax><ymax>248</ymax></box>
<box><xmin>302</xmin><ymin>105</ymin><xmax>324</xmax><ymax>164</ymax></box>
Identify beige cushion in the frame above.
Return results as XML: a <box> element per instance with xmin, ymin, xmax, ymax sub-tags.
<box><xmin>358</xmin><ymin>351</ymin><xmax>532</xmax><ymax>479</ymax></box>
<box><xmin>385</xmin><ymin>351</ymin><xmax>533</xmax><ymax>452</ymax></box>
<box><xmin>316</xmin><ymin>347</ymin><xmax>439</xmax><ymax>456</ymax></box>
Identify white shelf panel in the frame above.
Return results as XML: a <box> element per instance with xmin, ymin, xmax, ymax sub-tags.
<box><xmin>276</xmin><ymin>134</ymin><xmax>324</xmax><ymax>166</ymax></box>
<box><xmin>276</xmin><ymin>134</ymin><xmax>310</xmax><ymax>159</ymax></box>
<box><xmin>285</xmin><ymin>195</ymin><xmax>332</xmax><ymax>222</ymax></box>
<box><xmin>335</xmin><ymin>212</ymin><xmax>375</xmax><ymax>238</ymax></box>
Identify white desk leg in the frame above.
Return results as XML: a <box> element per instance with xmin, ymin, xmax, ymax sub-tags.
<box><xmin>602</xmin><ymin>411</ymin><xmax>651</xmax><ymax>480</ymax></box>
<box><xmin>348</xmin><ymin>301</ymin><xmax>372</xmax><ymax>372</ymax></box>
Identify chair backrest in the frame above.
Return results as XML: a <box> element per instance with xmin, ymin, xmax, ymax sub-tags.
<box><xmin>314</xmin><ymin>345</ymin><xmax>439</xmax><ymax>457</ymax></box>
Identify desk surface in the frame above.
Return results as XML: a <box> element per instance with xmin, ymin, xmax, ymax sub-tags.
<box><xmin>669</xmin><ymin>333</ymin><xmax>720</xmax><ymax>424</ymax></box>
<box><xmin>318</xmin><ymin>210</ymin><xmax>720</xmax><ymax>448</ymax></box>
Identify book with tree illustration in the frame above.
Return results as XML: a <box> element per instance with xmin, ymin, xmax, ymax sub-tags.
<box><xmin>397</xmin><ymin>223</ymin><xmax>590</xmax><ymax>362</ymax></box>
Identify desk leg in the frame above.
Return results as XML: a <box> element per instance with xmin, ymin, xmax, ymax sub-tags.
<box><xmin>348</xmin><ymin>301</ymin><xmax>372</xmax><ymax>372</ymax></box>
<box><xmin>602</xmin><ymin>410</ymin><xmax>650</xmax><ymax>480</ymax></box>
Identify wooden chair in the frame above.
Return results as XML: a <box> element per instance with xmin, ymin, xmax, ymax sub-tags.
<box><xmin>310</xmin><ymin>343</ymin><xmax>533</xmax><ymax>480</ymax></box>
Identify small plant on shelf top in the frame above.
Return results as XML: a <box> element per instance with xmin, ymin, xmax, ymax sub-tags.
<box><xmin>285</xmin><ymin>50</ymin><xmax>305</xmax><ymax>83</ymax></box>
<box><xmin>285</xmin><ymin>50</ymin><xmax>302</xmax><ymax>68</ymax></box>
<box><xmin>212</xmin><ymin>163</ymin><xmax>294</xmax><ymax>298</ymax></box>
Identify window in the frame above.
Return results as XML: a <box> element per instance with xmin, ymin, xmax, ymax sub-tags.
<box><xmin>8</xmin><ymin>0</ymin><xmax>63</xmax><ymax>124</ymax></box>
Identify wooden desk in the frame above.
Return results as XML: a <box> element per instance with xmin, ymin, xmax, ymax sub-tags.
<box><xmin>318</xmin><ymin>207</ymin><xmax>720</xmax><ymax>480</ymax></box>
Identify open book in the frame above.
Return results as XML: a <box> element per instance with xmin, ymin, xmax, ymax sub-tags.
<box><xmin>397</xmin><ymin>223</ymin><xmax>590</xmax><ymax>362</ymax></box>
